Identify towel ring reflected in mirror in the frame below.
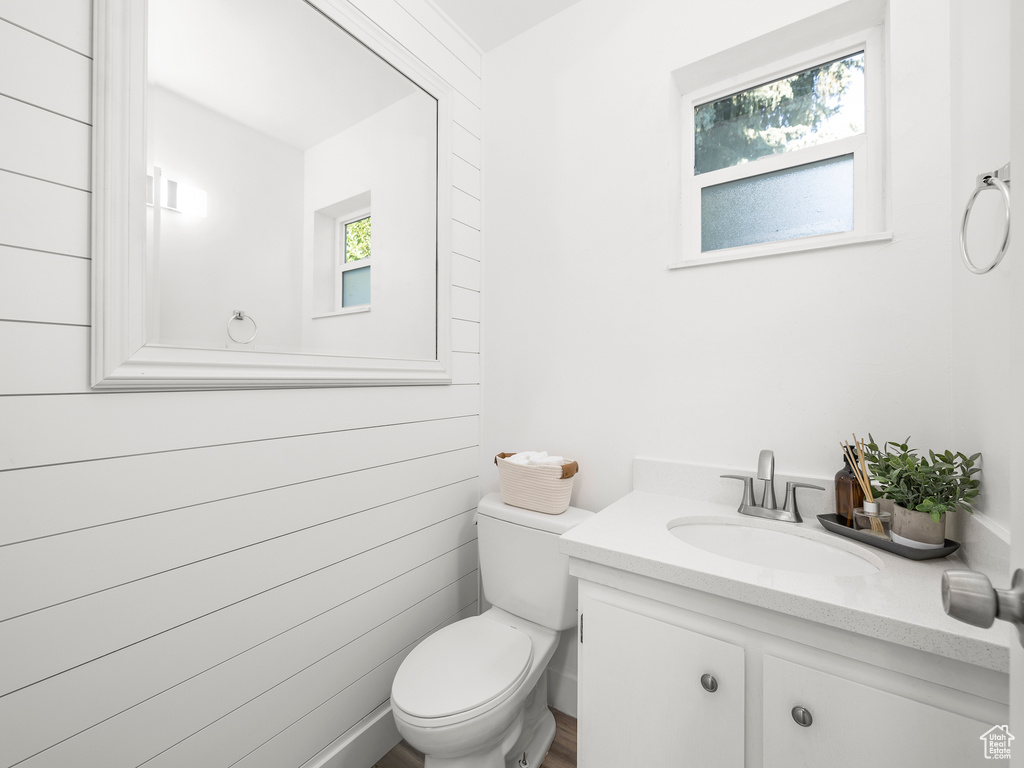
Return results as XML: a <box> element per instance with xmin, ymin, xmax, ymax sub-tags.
<box><xmin>960</xmin><ymin>162</ymin><xmax>1011</xmax><ymax>275</ymax></box>
<box><xmin>227</xmin><ymin>310</ymin><xmax>258</xmax><ymax>345</ymax></box>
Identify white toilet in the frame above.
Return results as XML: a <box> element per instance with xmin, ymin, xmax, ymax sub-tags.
<box><xmin>390</xmin><ymin>492</ymin><xmax>593</xmax><ymax>768</ymax></box>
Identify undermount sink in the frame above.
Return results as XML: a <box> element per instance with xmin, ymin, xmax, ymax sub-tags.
<box><xmin>667</xmin><ymin>518</ymin><xmax>881</xmax><ymax>576</ymax></box>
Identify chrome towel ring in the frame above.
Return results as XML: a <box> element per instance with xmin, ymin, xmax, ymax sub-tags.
<box><xmin>960</xmin><ymin>162</ymin><xmax>1011</xmax><ymax>275</ymax></box>
<box><xmin>227</xmin><ymin>310</ymin><xmax>258</xmax><ymax>344</ymax></box>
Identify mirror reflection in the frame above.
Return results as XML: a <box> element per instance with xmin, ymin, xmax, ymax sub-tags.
<box><xmin>146</xmin><ymin>0</ymin><xmax>438</xmax><ymax>360</ymax></box>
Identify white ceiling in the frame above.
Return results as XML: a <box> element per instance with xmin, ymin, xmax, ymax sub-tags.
<box><xmin>431</xmin><ymin>0</ymin><xmax>584</xmax><ymax>52</ymax></box>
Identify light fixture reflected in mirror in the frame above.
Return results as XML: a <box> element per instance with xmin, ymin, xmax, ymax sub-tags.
<box><xmin>147</xmin><ymin>167</ymin><xmax>207</xmax><ymax>217</ymax></box>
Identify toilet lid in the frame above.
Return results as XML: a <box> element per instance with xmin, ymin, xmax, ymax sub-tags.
<box><xmin>392</xmin><ymin>617</ymin><xmax>533</xmax><ymax>719</ymax></box>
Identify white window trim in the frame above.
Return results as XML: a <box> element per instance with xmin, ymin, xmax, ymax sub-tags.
<box><xmin>672</xmin><ymin>27</ymin><xmax>891</xmax><ymax>269</ymax></box>
<box><xmin>335</xmin><ymin>208</ymin><xmax>371</xmax><ymax>312</ymax></box>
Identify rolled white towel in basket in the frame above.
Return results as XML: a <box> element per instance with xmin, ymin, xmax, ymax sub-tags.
<box><xmin>503</xmin><ymin>450</ymin><xmax>566</xmax><ymax>467</ymax></box>
<box><xmin>494</xmin><ymin>451</ymin><xmax>578</xmax><ymax>515</ymax></box>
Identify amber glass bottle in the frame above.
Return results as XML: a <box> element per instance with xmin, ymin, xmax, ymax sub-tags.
<box><xmin>834</xmin><ymin>454</ymin><xmax>864</xmax><ymax>525</ymax></box>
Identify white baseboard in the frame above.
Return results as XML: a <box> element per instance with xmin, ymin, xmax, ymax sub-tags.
<box><xmin>546</xmin><ymin>664</ymin><xmax>578</xmax><ymax>719</ymax></box>
<box><xmin>301</xmin><ymin>700</ymin><xmax>401</xmax><ymax>768</ymax></box>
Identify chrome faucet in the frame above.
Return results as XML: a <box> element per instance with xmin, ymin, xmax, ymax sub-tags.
<box><xmin>722</xmin><ymin>450</ymin><xmax>823</xmax><ymax>523</ymax></box>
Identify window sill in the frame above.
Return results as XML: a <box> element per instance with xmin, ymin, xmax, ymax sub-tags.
<box><xmin>668</xmin><ymin>231</ymin><xmax>894</xmax><ymax>270</ymax></box>
<box><xmin>312</xmin><ymin>306</ymin><xmax>371</xmax><ymax>319</ymax></box>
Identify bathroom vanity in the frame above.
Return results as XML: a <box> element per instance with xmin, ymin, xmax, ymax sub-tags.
<box><xmin>560</xmin><ymin>462</ymin><xmax>1010</xmax><ymax>768</ymax></box>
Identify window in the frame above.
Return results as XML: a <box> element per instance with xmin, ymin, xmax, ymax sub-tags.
<box><xmin>337</xmin><ymin>212</ymin><xmax>371</xmax><ymax>309</ymax></box>
<box><xmin>675</xmin><ymin>28</ymin><xmax>889</xmax><ymax>267</ymax></box>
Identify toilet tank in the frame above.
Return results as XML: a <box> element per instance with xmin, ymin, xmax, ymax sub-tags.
<box><xmin>476</xmin><ymin>492</ymin><xmax>594</xmax><ymax>631</ymax></box>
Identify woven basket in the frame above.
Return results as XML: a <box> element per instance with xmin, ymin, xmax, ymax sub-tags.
<box><xmin>494</xmin><ymin>452</ymin><xmax>579</xmax><ymax>515</ymax></box>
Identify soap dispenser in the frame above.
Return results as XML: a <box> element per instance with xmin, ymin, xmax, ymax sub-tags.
<box><xmin>834</xmin><ymin>453</ymin><xmax>864</xmax><ymax>525</ymax></box>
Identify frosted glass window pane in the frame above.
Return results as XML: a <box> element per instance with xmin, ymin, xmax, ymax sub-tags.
<box><xmin>695</xmin><ymin>52</ymin><xmax>864</xmax><ymax>175</ymax></box>
<box><xmin>701</xmin><ymin>154</ymin><xmax>854</xmax><ymax>252</ymax></box>
<box><xmin>342</xmin><ymin>266</ymin><xmax>370</xmax><ymax>306</ymax></box>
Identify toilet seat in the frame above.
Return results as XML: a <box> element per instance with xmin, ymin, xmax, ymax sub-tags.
<box><xmin>392</xmin><ymin>616</ymin><xmax>533</xmax><ymax>723</ymax></box>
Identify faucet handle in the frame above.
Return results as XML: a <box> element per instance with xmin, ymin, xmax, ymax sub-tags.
<box><xmin>721</xmin><ymin>474</ymin><xmax>756</xmax><ymax>511</ymax></box>
<box><xmin>757</xmin><ymin>450</ymin><xmax>777</xmax><ymax>510</ymax></box>
<box><xmin>782</xmin><ymin>482</ymin><xmax>825</xmax><ymax>522</ymax></box>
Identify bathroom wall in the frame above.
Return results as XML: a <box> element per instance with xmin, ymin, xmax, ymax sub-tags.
<box><xmin>947</xmin><ymin>0</ymin><xmax>1012</xmax><ymax>558</ymax></box>
<box><xmin>302</xmin><ymin>93</ymin><xmax>437</xmax><ymax>358</ymax></box>
<box><xmin>482</xmin><ymin>0</ymin><xmax>1015</xmax><ymax>535</ymax></box>
<box><xmin>152</xmin><ymin>85</ymin><xmax>306</xmax><ymax>350</ymax></box>
<box><xmin>0</xmin><ymin>1</ymin><xmax>481</xmax><ymax>767</ymax></box>
<box><xmin>481</xmin><ymin>0</ymin><xmax>1013</xmax><ymax>711</ymax></box>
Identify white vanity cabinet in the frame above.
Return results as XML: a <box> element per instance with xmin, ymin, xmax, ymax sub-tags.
<box><xmin>577</xmin><ymin>594</ymin><xmax>745</xmax><ymax>766</ymax></box>
<box><xmin>576</xmin><ymin>579</ymin><xmax>1008</xmax><ymax>768</ymax></box>
<box><xmin>762</xmin><ymin>656</ymin><xmax>993</xmax><ymax>767</ymax></box>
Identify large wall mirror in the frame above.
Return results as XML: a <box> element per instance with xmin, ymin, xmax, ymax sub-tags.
<box><xmin>92</xmin><ymin>0</ymin><xmax>453</xmax><ymax>389</ymax></box>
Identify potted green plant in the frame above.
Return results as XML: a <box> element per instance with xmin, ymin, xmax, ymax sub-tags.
<box><xmin>861</xmin><ymin>437</ymin><xmax>980</xmax><ymax>549</ymax></box>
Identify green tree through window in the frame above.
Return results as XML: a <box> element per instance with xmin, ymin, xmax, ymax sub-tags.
<box><xmin>345</xmin><ymin>216</ymin><xmax>371</xmax><ymax>262</ymax></box>
<box><xmin>694</xmin><ymin>52</ymin><xmax>864</xmax><ymax>175</ymax></box>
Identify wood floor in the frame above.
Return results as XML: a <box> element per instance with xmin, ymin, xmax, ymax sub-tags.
<box><xmin>373</xmin><ymin>709</ymin><xmax>577</xmax><ymax>768</ymax></box>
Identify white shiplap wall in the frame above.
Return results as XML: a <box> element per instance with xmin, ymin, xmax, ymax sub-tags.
<box><xmin>0</xmin><ymin>0</ymin><xmax>482</xmax><ymax>766</ymax></box>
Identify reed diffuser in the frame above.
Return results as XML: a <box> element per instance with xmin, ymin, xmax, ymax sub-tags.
<box><xmin>840</xmin><ymin>435</ymin><xmax>887</xmax><ymax>537</ymax></box>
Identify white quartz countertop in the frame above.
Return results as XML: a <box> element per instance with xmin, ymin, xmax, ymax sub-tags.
<box><xmin>559</xmin><ymin>490</ymin><xmax>1010</xmax><ymax>673</ymax></box>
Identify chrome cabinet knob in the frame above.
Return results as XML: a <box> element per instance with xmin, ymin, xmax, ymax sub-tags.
<box><xmin>942</xmin><ymin>569</ymin><xmax>1024</xmax><ymax>646</ymax></box>
<box><xmin>792</xmin><ymin>706</ymin><xmax>813</xmax><ymax>727</ymax></box>
<box><xmin>700</xmin><ymin>673</ymin><xmax>718</xmax><ymax>693</ymax></box>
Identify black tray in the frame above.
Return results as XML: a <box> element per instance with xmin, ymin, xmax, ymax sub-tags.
<box><xmin>817</xmin><ymin>514</ymin><xmax>961</xmax><ymax>560</ymax></box>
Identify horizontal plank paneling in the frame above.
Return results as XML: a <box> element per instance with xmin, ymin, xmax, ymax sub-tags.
<box><xmin>453</xmin><ymin>155</ymin><xmax>481</xmax><ymax>199</ymax></box>
<box><xmin>451</xmin><ymin>351</ymin><xmax>480</xmax><ymax>384</ymax></box>
<box><xmin>452</xmin><ymin>187</ymin><xmax>481</xmax><ymax>229</ymax></box>
<box><xmin>0</xmin><ymin>246</ymin><xmax>89</xmax><ymax>326</ymax></box>
<box><xmin>452</xmin><ymin>318</ymin><xmax>480</xmax><ymax>353</ymax></box>
<box><xmin>0</xmin><ymin>0</ymin><xmax>92</xmax><ymax>56</ymax></box>
<box><xmin>452</xmin><ymin>219</ymin><xmax>481</xmax><ymax>261</ymax></box>
<box><xmin>0</xmin><ymin>19</ymin><xmax>91</xmax><ymax>122</ymax></box>
<box><xmin>140</xmin><ymin>574</ymin><xmax>478</xmax><ymax>768</ymax></box>
<box><xmin>235</xmin><ymin>601</ymin><xmax>478</xmax><ymax>768</ymax></box>
<box><xmin>3</xmin><ymin>517</ymin><xmax>475</xmax><ymax>767</ymax></box>
<box><xmin>3</xmin><ymin>2</ymin><xmax>485</xmax><ymax>766</ymax></box>
<box><xmin>1</xmin><ymin>415</ymin><xmax>477</xmax><ymax>545</ymax></box>
<box><xmin>6</xmin><ymin>534</ymin><xmax>477</xmax><ymax>767</ymax></box>
<box><xmin>1</xmin><ymin>446</ymin><xmax>477</xmax><ymax>617</ymax></box>
<box><xmin>452</xmin><ymin>285</ymin><xmax>480</xmax><ymax>322</ymax></box>
<box><xmin>453</xmin><ymin>93</ymin><xmax>481</xmax><ymax>138</ymax></box>
<box><xmin>347</xmin><ymin>0</ymin><xmax>481</xmax><ymax>105</ymax></box>
<box><xmin>453</xmin><ymin>122</ymin><xmax>481</xmax><ymax>168</ymax></box>
<box><xmin>0</xmin><ymin>96</ymin><xmax>90</xmax><ymax>189</ymax></box>
<box><xmin>0</xmin><ymin>383</ymin><xmax>478</xmax><ymax>471</ymax></box>
<box><xmin>0</xmin><ymin>321</ymin><xmax>89</xmax><ymax>394</ymax></box>
<box><xmin>452</xmin><ymin>252</ymin><xmax>481</xmax><ymax>290</ymax></box>
<box><xmin>0</xmin><ymin>170</ymin><xmax>90</xmax><ymax>258</ymax></box>
<box><xmin>392</xmin><ymin>0</ymin><xmax>481</xmax><ymax>77</ymax></box>
<box><xmin>1</xmin><ymin>483</ymin><xmax>478</xmax><ymax>697</ymax></box>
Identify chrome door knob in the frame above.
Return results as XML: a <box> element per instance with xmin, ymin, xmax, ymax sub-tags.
<box><xmin>700</xmin><ymin>673</ymin><xmax>718</xmax><ymax>693</ymax></box>
<box><xmin>942</xmin><ymin>569</ymin><xmax>1024</xmax><ymax>645</ymax></box>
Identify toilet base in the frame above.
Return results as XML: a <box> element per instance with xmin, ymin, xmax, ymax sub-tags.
<box><xmin>422</xmin><ymin>710</ymin><xmax>523</xmax><ymax>768</ymax></box>
<box><xmin>417</xmin><ymin>673</ymin><xmax>556</xmax><ymax>768</ymax></box>
<box><xmin>503</xmin><ymin>672</ymin><xmax>555</xmax><ymax>768</ymax></box>
<box><xmin>505</xmin><ymin>708</ymin><xmax>555</xmax><ymax>768</ymax></box>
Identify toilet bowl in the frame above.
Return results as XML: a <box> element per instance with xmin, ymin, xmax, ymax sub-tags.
<box><xmin>390</xmin><ymin>493</ymin><xmax>593</xmax><ymax>768</ymax></box>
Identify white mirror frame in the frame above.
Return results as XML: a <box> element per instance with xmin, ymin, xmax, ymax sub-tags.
<box><xmin>91</xmin><ymin>0</ymin><xmax>453</xmax><ymax>390</ymax></box>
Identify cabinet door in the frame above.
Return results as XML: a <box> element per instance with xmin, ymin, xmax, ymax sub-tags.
<box><xmin>763</xmin><ymin>655</ymin><xmax>995</xmax><ymax>768</ymax></box>
<box><xmin>577</xmin><ymin>596</ymin><xmax>745</xmax><ymax>767</ymax></box>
